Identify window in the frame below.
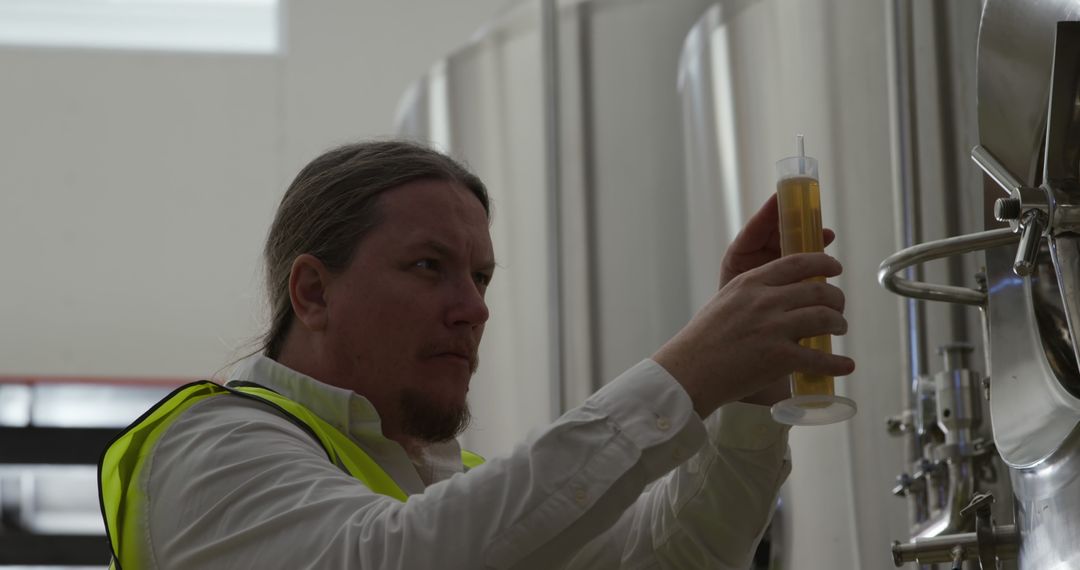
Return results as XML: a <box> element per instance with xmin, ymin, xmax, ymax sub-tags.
<box><xmin>0</xmin><ymin>0</ymin><xmax>279</xmax><ymax>54</ymax></box>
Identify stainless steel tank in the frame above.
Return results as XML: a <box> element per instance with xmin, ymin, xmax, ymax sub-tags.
<box><xmin>395</xmin><ymin>0</ymin><xmax>713</xmax><ymax>462</ymax></box>
<box><xmin>978</xmin><ymin>2</ymin><xmax>1080</xmax><ymax>567</ymax></box>
<box><xmin>883</xmin><ymin>1</ymin><xmax>1080</xmax><ymax>567</ymax></box>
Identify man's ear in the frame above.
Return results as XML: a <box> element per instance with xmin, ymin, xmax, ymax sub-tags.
<box><xmin>289</xmin><ymin>254</ymin><xmax>332</xmax><ymax>332</ymax></box>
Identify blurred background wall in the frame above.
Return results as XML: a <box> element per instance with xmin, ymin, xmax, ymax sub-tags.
<box><xmin>0</xmin><ymin>0</ymin><xmax>505</xmax><ymax>378</ymax></box>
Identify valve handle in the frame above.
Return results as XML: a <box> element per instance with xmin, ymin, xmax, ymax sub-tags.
<box><xmin>1013</xmin><ymin>211</ymin><xmax>1046</xmax><ymax>276</ymax></box>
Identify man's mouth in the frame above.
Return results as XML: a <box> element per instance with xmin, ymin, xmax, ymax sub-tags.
<box><xmin>423</xmin><ymin>342</ymin><xmax>478</xmax><ymax>373</ymax></box>
<box><xmin>429</xmin><ymin>350</ymin><xmax>475</xmax><ymax>371</ymax></box>
<box><xmin>438</xmin><ymin>352</ymin><xmax>471</xmax><ymax>364</ymax></box>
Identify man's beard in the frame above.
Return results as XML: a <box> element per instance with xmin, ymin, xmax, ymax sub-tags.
<box><xmin>398</xmin><ymin>387</ymin><xmax>472</xmax><ymax>444</ymax></box>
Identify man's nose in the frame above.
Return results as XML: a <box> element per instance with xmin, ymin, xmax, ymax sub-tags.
<box><xmin>447</xmin><ymin>277</ymin><xmax>489</xmax><ymax>327</ymax></box>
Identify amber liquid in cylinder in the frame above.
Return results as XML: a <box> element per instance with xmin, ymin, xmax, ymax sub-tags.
<box><xmin>777</xmin><ymin>176</ymin><xmax>835</xmax><ymax>398</ymax></box>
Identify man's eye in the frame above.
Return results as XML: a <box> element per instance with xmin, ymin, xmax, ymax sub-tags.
<box><xmin>474</xmin><ymin>272</ymin><xmax>492</xmax><ymax>287</ymax></box>
<box><xmin>415</xmin><ymin>259</ymin><xmax>440</xmax><ymax>271</ymax></box>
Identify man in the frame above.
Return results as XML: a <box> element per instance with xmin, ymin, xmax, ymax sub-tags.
<box><xmin>100</xmin><ymin>140</ymin><xmax>852</xmax><ymax>569</ymax></box>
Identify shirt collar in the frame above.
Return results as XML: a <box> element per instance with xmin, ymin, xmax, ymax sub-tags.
<box><xmin>229</xmin><ymin>353</ymin><xmax>384</xmax><ymax>442</ymax></box>
<box><xmin>228</xmin><ymin>353</ymin><xmax>465</xmax><ymax>486</ymax></box>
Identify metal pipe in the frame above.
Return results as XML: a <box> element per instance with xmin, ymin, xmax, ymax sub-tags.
<box><xmin>910</xmin><ymin>449</ymin><xmax>974</xmax><ymax>539</ymax></box>
<box><xmin>892</xmin><ymin>525</ymin><xmax>1018</xmax><ymax>565</ymax></box>
<box><xmin>878</xmin><ymin>228</ymin><xmax>1019</xmax><ymax>305</ymax></box>
<box><xmin>931</xmin><ymin>0</ymin><xmax>971</xmax><ymax>344</ymax></box>
<box><xmin>892</xmin><ymin>0</ymin><xmax>929</xmax><ymax>387</ymax></box>
<box><xmin>887</xmin><ymin>0</ymin><xmax>931</xmax><ymax>528</ymax></box>
<box><xmin>939</xmin><ymin>343</ymin><xmax>973</xmax><ymax>373</ymax></box>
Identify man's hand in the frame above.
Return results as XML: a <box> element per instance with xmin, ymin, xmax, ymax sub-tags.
<box><xmin>653</xmin><ymin>253</ymin><xmax>853</xmax><ymax>417</ymax></box>
<box><xmin>720</xmin><ymin>194</ymin><xmax>836</xmax><ymax>287</ymax></box>
<box><xmin>717</xmin><ymin>195</ymin><xmax>840</xmax><ymax>408</ymax></box>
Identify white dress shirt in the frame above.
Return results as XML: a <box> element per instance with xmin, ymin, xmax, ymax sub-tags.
<box><xmin>139</xmin><ymin>355</ymin><xmax>791</xmax><ymax>569</ymax></box>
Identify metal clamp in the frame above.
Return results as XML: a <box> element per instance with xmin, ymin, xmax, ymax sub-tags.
<box><xmin>961</xmin><ymin>493</ymin><xmax>1005</xmax><ymax>570</ymax></box>
<box><xmin>878</xmin><ymin>229</ymin><xmax>1019</xmax><ymax>306</ymax></box>
<box><xmin>892</xmin><ymin>493</ymin><xmax>1018</xmax><ymax>568</ymax></box>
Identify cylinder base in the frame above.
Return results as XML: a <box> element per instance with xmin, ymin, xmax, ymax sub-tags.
<box><xmin>771</xmin><ymin>395</ymin><xmax>857</xmax><ymax>426</ymax></box>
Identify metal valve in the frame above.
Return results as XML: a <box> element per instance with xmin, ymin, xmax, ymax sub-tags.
<box><xmin>958</xmin><ymin>492</ymin><xmax>994</xmax><ymax>518</ymax></box>
<box><xmin>975</xmin><ymin>146</ymin><xmax>1052</xmax><ymax>278</ymax></box>
<box><xmin>886</xmin><ymin>413</ymin><xmax>912</xmax><ymax>436</ymax></box>
<box><xmin>1013</xmin><ymin>210</ymin><xmax>1046</xmax><ymax>276</ymax></box>
<box><xmin>991</xmin><ymin>194</ymin><xmax>1048</xmax><ymax>276</ymax></box>
<box><xmin>892</xmin><ymin>473</ymin><xmax>913</xmax><ymax>497</ymax></box>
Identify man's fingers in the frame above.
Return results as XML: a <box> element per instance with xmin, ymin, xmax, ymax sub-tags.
<box><xmin>792</xmin><ymin>347</ymin><xmax>856</xmax><ymax>377</ymax></box>
<box><xmin>729</xmin><ymin>194</ymin><xmax>779</xmax><ymax>253</ymax></box>
<box><xmin>824</xmin><ymin>228</ymin><xmax>836</xmax><ymax>247</ymax></box>
<box><xmin>774</xmin><ymin>281</ymin><xmax>846</xmax><ymax>312</ymax></box>
<box><xmin>750</xmin><ymin>253</ymin><xmax>842</xmax><ymax>286</ymax></box>
<box><xmin>782</xmin><ymin>306</ymin><xmax>848</xmax><ymax>339</ymax></box>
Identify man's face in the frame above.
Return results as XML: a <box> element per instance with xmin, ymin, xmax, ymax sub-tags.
<box><xmin>323</xmin><ymin>179</ymin><xmax>494</xmax><ymax>443</ymax></box>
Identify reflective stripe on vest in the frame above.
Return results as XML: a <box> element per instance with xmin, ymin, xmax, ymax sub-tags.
<box><xmin>98</xmin><ymin>380</ymin><xmax>484</xmax><ymax>570</ymax></box>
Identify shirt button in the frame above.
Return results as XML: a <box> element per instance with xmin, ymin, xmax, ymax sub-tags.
<box><xmin>574</xmin><ymin>487</ymin><xmax>588</xmax><ymax>505</ymax></box>
<box><xmin>672</xmin><ymin>447</ymin><xmax>685</xmax><ymax>462</ymax></box>
<box><xmin>656</xmin><ymin>416</ymin><xmax>671</xmax><ymax>431</ymax></box>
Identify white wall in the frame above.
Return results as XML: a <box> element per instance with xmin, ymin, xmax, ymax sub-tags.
<box><xmin>0</xmin><ymin>0</ymin><xmax>506</xmax><ymax>378</ymax></box>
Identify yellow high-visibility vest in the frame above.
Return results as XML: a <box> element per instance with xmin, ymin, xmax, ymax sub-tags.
<box><xmin>98</xmin><ymin>380</ymin><xmax>484</xmax><ymax>570</ymax></box>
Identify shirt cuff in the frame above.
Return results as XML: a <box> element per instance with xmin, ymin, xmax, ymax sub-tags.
<box><xmin>586</xmin><ymin>359</ymin><xmax>707</xmax><ymax>479</ymax></box>
<box><xmin>704</xmin><ymin>401</ymin><xmax>790</xmax><ymax>451</ymax></box>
